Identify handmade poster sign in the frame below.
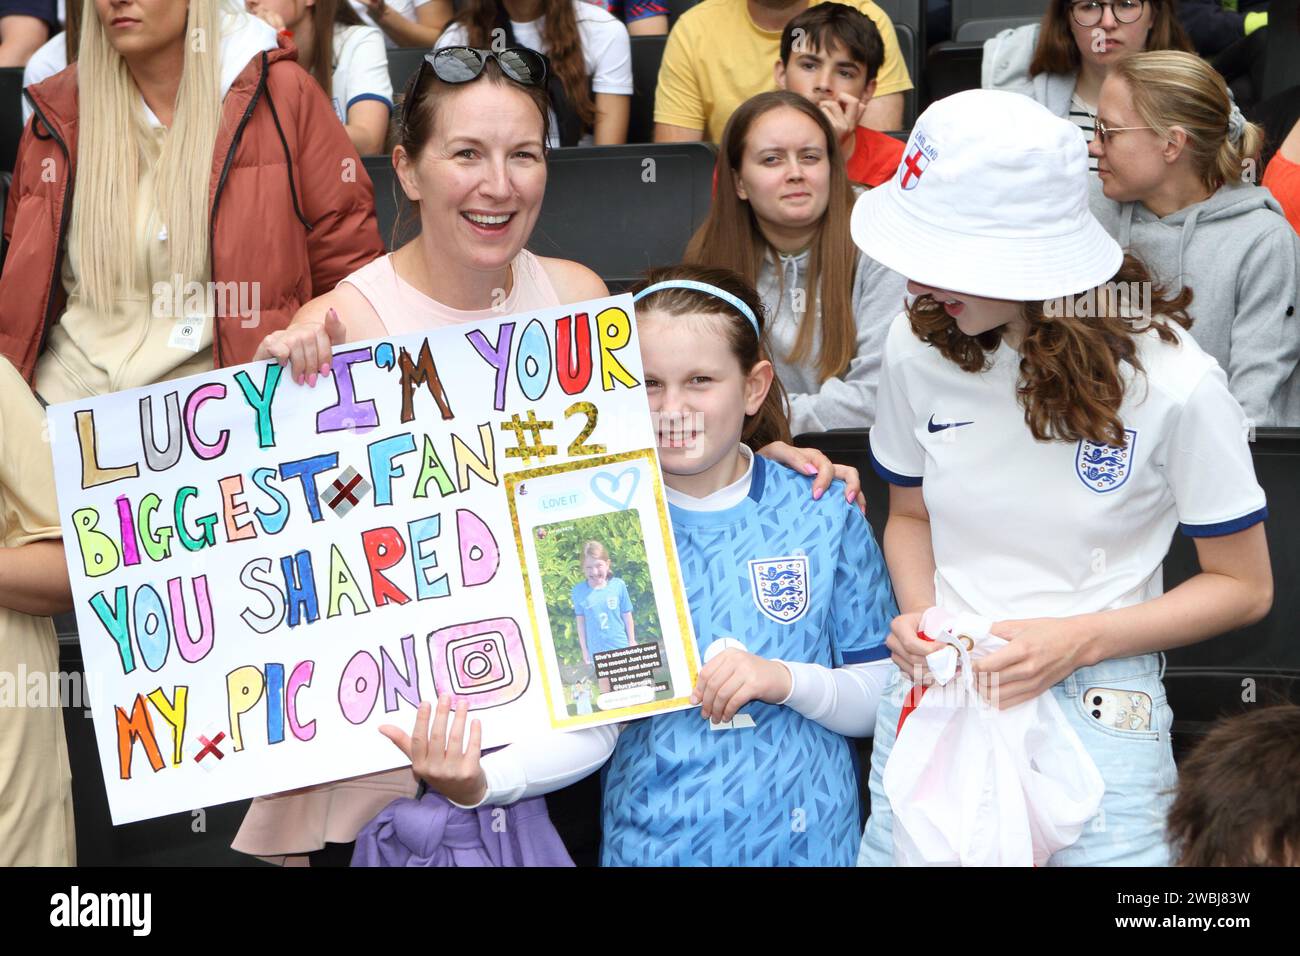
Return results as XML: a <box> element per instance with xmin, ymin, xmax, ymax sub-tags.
<box><xmin>47</xmin><ymin>294</ymin><xmax>699</xmax><ymax>824</ymax></box>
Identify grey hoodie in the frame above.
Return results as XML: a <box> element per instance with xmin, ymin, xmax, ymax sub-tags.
<box><xmin>982</xmin><ymin>24</ymin><xmax>1076</xmax><ymax>119</ymax></box>
<box><xmin>756</xmin><ymin>247</ymin><xmax>909</xmax><ymax>435</ymax></box>
<box><xmin>1091</xmin><ymin>184</ymin><xmax>1300</xmax><ymax>425</ymax></box>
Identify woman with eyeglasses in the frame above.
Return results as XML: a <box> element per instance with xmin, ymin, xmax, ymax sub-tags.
<box><xmin>435</xmin><ymin>0</ymin><xmax>632</xmax><ymax>147</ymax></box>
<box><xmin>982</xmin><ymin>1</ymin><xmax>1193</xmax><ymax>173</ymax></box>
<box><xmin>239</xmin><ymin>49</ymin><xmax>860</xmax><ymax>865</ymax></box>
<box><xmin>1088</xmin><ymin>50</ymin><xmax>1300</xmax><ymax>427</ymax></box>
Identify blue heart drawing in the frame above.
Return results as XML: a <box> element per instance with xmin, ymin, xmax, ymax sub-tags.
<box><xmin>590</xmin><ymin>468</ymin><xmax>640</xmax><ymax>511</ymax></box>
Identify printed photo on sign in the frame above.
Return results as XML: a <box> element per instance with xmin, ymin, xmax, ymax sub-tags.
<box><xmin>508</xmin><ymin>451</ymin><xmax>698</xmax><ymax>730</ymax></box>
<box><xmin>534</xmin><ymin>509</ymin><xmax>671</xmax><ymax>714</ymax></box>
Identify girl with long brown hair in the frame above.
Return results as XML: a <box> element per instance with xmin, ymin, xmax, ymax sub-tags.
<box><xmin>852</xmin><ymin>90</ymin><xmax>1272</xmax><ymax>866</ymax></box>
<box><xmin>246</xmin><ymin>0</ymin><xmax>391</xmax><ymax>154</ymax></box>
<box><xmin>983</xmin><ymin>1</ymin><xmax>1193</xmax><ymax>171</ymax></box>
<box><xmin>686</xmin><ymin>90</ymin><xmax>906</xmax><ymax>434</ymax></box>
<box><xmin>435</xmin><ymin>0</ymin><xmax>632</xmax><ymax>146</ymax></box>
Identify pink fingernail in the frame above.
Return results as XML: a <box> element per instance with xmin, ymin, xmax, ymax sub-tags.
<box><xmin>803</xmin><ymin>463</ymin><xmax>818</xmax><ymax>475</ymax></box>
<box><xmin>813</xmin><ymin>487</ymin><xmax>823</xmax><ymax>500</ymax></box>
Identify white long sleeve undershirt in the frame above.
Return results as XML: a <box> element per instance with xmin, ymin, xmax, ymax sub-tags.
<box><xmin>460</xmin><ymin>657</ymin><xmax>893</xmax><ymax>807</ymax></box>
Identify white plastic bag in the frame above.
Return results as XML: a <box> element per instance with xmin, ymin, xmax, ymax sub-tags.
<box><xmin>882</xmin><ymin>608</ymin><xmax>1105</xmax><ymax>866</ymax></box>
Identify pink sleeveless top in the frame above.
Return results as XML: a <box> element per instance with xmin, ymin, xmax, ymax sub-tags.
<box><xmin>342</xmin><ymin>248</ymin><xmax>562</xmax><ymax>334</ymax></box>
<box><xmin>232</xmin><ymin>249</ymin><xmax>562</xmax><ymax>865</ymax></box>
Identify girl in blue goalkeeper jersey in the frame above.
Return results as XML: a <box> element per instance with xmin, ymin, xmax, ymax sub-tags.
<box><xmin>381</xmin><ymin>264</ymin><xmax>897</xmax><ymax>866</ymax></box>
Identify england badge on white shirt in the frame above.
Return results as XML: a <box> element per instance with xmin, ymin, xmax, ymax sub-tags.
<box><xmin>748</xmin><ymin>556</ymin><xmax>810</xmax><ymax>624</ymax></box>
<box><xmin>1075</xmin><ymin>428</ymin><xmax>1137</xmax><ymax>494</ymax></box>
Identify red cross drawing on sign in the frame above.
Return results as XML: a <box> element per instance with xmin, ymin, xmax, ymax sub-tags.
<box><xmin>901</xmin><ymin>147</ymin><xmax>926</xmax><ymax>189</ymax></box>
<box><xmin>329</xmin><ymin>473</ymin><xmax>364</xmax><ymax>509</ymax></box>
<box><xmin>195</xmin><ymin>732</ymin><xmax>226</xmax><ymax>763</ymax></box>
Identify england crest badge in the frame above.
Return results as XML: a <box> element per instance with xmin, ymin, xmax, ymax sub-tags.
<box><xmin>748</xmin><ymin>556</ymin><xmax>810</xmax><ymax>624</ymax></box>
<box><xmin>1075</xmin><ymin>428</ymin><xmax>1137</xmax><ymax>494</ymax></box>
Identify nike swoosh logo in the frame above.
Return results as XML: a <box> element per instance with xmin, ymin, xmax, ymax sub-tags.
<box><xmin>927</xmin><ymin>415</ymin><xmax>974</xmax><ymax>433</ymax></box>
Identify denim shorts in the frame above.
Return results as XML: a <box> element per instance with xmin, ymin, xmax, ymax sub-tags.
<box><xmin>858</xmin><ymin>653</ymin><xmax>1178</xmax><ymax>866</ymax></box>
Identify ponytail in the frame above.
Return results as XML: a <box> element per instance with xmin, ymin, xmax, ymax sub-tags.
<box><xmin>1213</xmin><ymin>118</ymin><xmax>1264</xmax><ymax>188</ymax></box>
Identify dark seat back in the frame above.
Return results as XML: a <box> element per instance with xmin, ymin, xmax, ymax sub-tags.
<box><xmin>1</xmin><ymin>67</ymin><xmax>25</xmax><ymax>175</ymax></box>
<box><xmin>628</xmin><ymin>35</ymin><xmax>667</xmax><ymax>144</ymax></box>
<box><xmin>951</xmin><ymin>0</ymin><xmax>1043</xmax><ymax>38</ymax></box>
<box><xmin>386</xmin><ymin>47</ymin><xmax>428</xmax><ymax>105</ymax></box>
<box><xmin>924</xmin><ymin>40</ymin><xmax>983</xmax><ymax>108</ymax></box>
<box><xmin>953</xmin><ymin>15</ymin><xmax>1039</xmax><ymax>43</ymax></box>
<box><xmin>527</xmin><ymin>141</ymin><xmax>716</xmax><ymax>290</ymax></box>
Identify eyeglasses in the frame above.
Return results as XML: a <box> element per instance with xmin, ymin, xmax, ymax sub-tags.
<box><xmin>1093</xmin><ymin>116</ymin><xmax>1154</xmax><ymax>144</ymax></box>
<box><xmin>1068</xmin><ymin>0</ymin><xmax>1147</xmax><ymax>27</ymax></box>
<box><xmin>401</xmin><ymin>47</ymin><xmax>550</xmax><ymax>131</ymax></box>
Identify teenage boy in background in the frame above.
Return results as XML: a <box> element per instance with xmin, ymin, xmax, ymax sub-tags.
<box><xmin>776</xmin><ymin>2</ymin><xmax>904</xmax><ymax>187</ymax></box>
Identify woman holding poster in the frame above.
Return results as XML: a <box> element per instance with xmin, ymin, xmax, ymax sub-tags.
<box><xmin>851</xmin><ymin>90</ymin><xmax>1273</xmax><ymax>866</ymax></box>
<box><xmin>242</xmin><ymin>48</ymin><xmax>863</xmax><ymax>866</ymax></box>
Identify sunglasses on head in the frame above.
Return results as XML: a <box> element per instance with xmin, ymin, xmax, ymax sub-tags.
<box><xmin>401</xmin><ymin>46</ymin><xmax>550</xmax><ymax>130</ymax></box>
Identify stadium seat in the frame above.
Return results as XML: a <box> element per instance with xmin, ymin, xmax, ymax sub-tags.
<box><xmin>529</xmin><ymin>142</ymin><xmax>717</xmax><ymax>290</ymax></box>
<box><xmin>1</xmin><ymin>67</ymin><xmax>24</xmax><ymax>175</ymax></box>
<box><xmin>793</xmin><ymin>426</ymin><xmax>1300</xmax><ymax>765</ymax></box>
<box><xmin>951</xmin><ymin>0</ymin><xmax>1042</xmax><ymax>39</ymax></box>
<box><xmin>387</xmin><ymin>47</ymin><xmax>428</xmax><ymax>104</ymax></box>
<box><xmin>362</xmin><ymin>155</ymin><xmax>414</xmax><ymax>251</ymax></box>
<box><xmin>1262</xmin><ymin>0</ymin><xmax>1300</xmax><ymax>101</ymax></box>
<box><xmin>953</xmin><ymin>15</ymin><xmax>1039</xmax><ymax>43</ymax></box>
<box><xmin>365</xmin><ymin>142</ymin><xmax>717</xmax><ymax>288</ymax></box>
<box><xmin>874</xmin><ymin>0</ymin><xmax>925</xmax><ymax>77</ymax></box>
<box><xmin>893</xmin><ymin>23</ymin><xmax>919</xmax><ymax>130</ymax></box>
<box><xmin>1160</xmin><ymin>427</ymin><xmax>1300</xmax><ymax>744</ymax></box>
<box><xmin>667</xmin><ymin>0</ymin><xmax>698</xmax><ymax>27</ymax></box>
<box><xmin>924</xmin><ymin>41</ymin><xmax>983</xmax><ymax>108</ymax></box>
<box><xmin>628</xmin><ymin>34</ymin><xmax>667</xmax><ymax>144</ymax></box>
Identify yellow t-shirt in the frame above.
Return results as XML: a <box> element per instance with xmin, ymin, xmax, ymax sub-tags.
<box><xmin>655</xmin><ymin>0</ymin><xmax>913</xmax><ymax>142</ymax></box>
<box><xmin>0</xmin><ymin>357</ymin><xmax>75</xmax><ymax>865</ymax></box>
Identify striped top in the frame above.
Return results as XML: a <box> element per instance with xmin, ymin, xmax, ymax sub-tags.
<box><xmin>1070</xmin><ymin>90</ymin><xmax>1099</xmax><ymax>174</ymax></box>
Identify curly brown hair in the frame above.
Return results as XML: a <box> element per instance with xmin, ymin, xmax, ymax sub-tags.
<box><xmin>908</xmin><ymin>255</ymin><xmax>1192</xmax><ymax>446</ymax></box>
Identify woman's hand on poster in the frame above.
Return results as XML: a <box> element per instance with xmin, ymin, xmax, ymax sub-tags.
<box><xmin>973</xmin><ymin>617</ymin><xmax>1087</xmax><ymax>710</ymax></box>
<box><xmin>756</xmin><ymin>441</ymin><xmax>866</xmax><ymax>515</ymax></box>
<box><xmin>691</xmin><ymin>649</ymin><xmax>791</xmax><ymax>724</ymax></box>
<box><xmin>253</xmin><ymin>307</ymin><xmax>346</xmax><ymax>387</ymax></box>
<box><xmin>886</xmin><ymin>610</ymin><xmax>950</xmax><ymax>685</ymax></box>
<box><xmin>379</xmin><ymin>694</ymin><xmax>488</xmax><ymax>807</ymax></box>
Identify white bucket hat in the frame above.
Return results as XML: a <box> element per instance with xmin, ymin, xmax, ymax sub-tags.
<box><xmin>850</xmin><ymin>89</ymin><xmax>1123</xmax><ymax>301</ymax></box>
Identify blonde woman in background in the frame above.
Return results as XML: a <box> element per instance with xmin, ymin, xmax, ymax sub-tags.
<box><xmin>1088</xmin><ymin>50</ymin><xmax>1300</xmax><ymax>426</ymax></box>
<box><xmin>0</xmin><ymin>0</ymin><xmax>385</xmax><ymax>401</ymax></box>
